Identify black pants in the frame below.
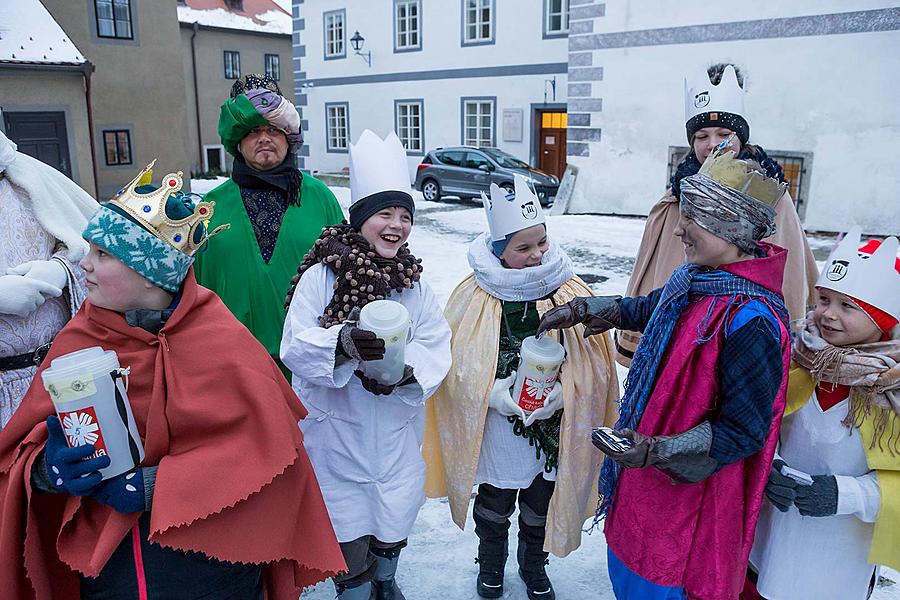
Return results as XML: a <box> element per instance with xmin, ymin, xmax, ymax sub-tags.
<box><xmin>333</xmin><ymin>536</ymin><xmax>408</xmax><ymax>587</ymax></box>
<box><xmin>473</xmin><ymin>474</ymin><xmax>555</xmax><ymax>573</ymax></box>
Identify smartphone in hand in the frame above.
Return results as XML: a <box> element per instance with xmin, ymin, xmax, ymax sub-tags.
<box><xmin>592</xmin><ymin>427</ymin><xmax>634</xmax><ymax>454</ymax></box>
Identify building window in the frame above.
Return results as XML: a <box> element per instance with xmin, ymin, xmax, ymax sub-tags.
<box><xmin>324</xmin><ymin>9</ymin><xmax>346</xmax><ymax>59</ymax></box>
<box><xmin>203</xmin><ymin>144</ymin><xmax>226</xmax><ymax>173</ymax></box>
<box><xmin>394</xmin><ymin>0</ymin><xmax>421</xmax><ymax>52</ymax></box>
<box><xmin>264</xmin><ymin>54</ymin><xmax>280</xmax><ymax>80</ymax></box>
<box><xmin>395</xmin><ymin>100</ymin><xmax>424</xmax><ymax>153</ymax></box>
<box><xmin>326</xmin><ymin>103</ymin><xmax>350</xmax><ymax>153</ymax></box>
<box><xmin>224</xmin><ymin>51</ymin><xmax>241</xmax><ymax>79</ymax></box>
<box><xmin>462</xmin><ymin>0</ymin><xmax>494</xmax><ymax>45</ymax></box>
<box><xmin>462</xmin><ymin>97</ymin><xmax>495</xmax><ymax>147</ymax></box>
<box><xmin>94</xmin><ymin>0</ymin><xmax>133</xmax><ymax>39</ymax></box>
<box><xmin>103</xmin><ymin>130</ymin><xmax>132</xmax><ymax>166</ymax></box>
<box><xmin>544</xmin><ymin>0</ymin><xmax>569</xmax><ymax>36</ymax></box>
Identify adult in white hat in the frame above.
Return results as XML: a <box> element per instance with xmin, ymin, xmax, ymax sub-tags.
<box><xmin>281</xmin><ymin>130</ymin><xmax>451</xmax><ymax>600</ymax></box>
<box><xmin>616</xmin><ymin>63</ymin><xmax>818</xmax><ymax>366</ymax></box>
<box><xmin>0</xmin><ymin>129</ymin><xmax>96</xmax><ymax>428</ymax></box>
<box><xmin>422</xmin><ymin>175</ymin><xmax>619</xmax><ymax>600</ymax></box>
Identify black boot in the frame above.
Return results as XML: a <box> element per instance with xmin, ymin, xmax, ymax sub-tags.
<box><xmin>369</xmin><ymin>545</ymin><xmax>405</xmax><ymax>600</ymax></box>
<box><xmin>473</xmin><ymin>485</ymin><xmax>516</xmax><ymax>598</ymax></box>
<box><xmin>517</xmin><ymin>491</ymin><xmax>556</xmax><ymax>600</ymax></box>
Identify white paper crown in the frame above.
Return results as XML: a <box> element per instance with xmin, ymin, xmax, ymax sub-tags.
<box><xmin>349</xmin><ymin>129</ymin><xmax>411</xmax><ymax>204</ymax></box>
<box><xmin>816</xmin><ymin>226</ymin><xmax>900</xmax><ymax>320</ymax></box>
<box><xmin>480</xmin><ymin>175</ymin><xmax>546</xmax><ymax>242</ymax></box>
<box><xmin>684</xmin><ymin>64</ymin><xmax>746</xmax><ymax>123</ymax></box>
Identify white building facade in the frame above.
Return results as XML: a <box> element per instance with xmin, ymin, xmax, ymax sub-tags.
<box><xmin>562</xmin><ymin>0</ymin><xmax>900</xmax><ymax>234</ymax></box>
<box><xmin>292</xmin><ymin>0</ymin><xmax>573</xmax><ymax>181</ymax></box>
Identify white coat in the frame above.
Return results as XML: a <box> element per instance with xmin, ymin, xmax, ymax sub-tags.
<box><xmin>280</xmin><ymin>262</ymin><xmax>452</xmax><ymax>543</ymax></box>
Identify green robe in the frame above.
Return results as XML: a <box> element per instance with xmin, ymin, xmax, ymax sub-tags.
<box><xmin>194</xmin><ymin>176</ymin><xmax>344</xmax><ymax>375</ymax></box>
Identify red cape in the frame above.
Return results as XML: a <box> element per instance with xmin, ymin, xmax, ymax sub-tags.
<box><xmin>0</xmin><ymin>271</ymin><xmax>345</xmax><ymax>599</ymax></box>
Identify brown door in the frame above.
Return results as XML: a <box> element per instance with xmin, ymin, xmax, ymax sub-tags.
<box><xmin>538</xmin><ymin>111</ymin><xmax>567</xmax><ymax>178</ymax></box>
<box><xmin>3</xmin><ymin>111</ymin><xmax>72</xmax><ymax>178</ymax></box>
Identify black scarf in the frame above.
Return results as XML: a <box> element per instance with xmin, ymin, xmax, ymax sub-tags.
<box><xmin>231</xmin><ymin>154</ymin><xmax>303</xmax><ymax>207</ymax></box>
<box><xmin>670</xmin><ymin>144</ymin><xmax>786</xmax><ymax>199</ymax></box>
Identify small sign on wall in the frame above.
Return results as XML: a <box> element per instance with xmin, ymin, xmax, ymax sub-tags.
<box><xmin>502</xmin><ymin>108</ymin><xmax>524</xmax><ymax>142</ymax></box>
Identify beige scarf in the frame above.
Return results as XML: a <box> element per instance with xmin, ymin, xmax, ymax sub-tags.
<box><xmin>793</xmin><ymin>316</ymin><xmax>900</xmax><ymax>451</ymax></box>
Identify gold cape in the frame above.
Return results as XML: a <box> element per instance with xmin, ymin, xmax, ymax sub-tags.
<box><xmin>422</xmin><ymin>275</ymin><xmax>619</xmax><ymax>557</ymax></box>
<box><xmin>787</xmin><ymin>365</ymin><xmax>900</xmax><ymax>570</ymax></box>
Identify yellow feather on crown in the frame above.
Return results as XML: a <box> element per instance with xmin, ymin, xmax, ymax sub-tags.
<box><xmin>108</xmin><ymin>160</ymin><xmax>227</xmax><ymax>256</ymax></box>
<box><xmin>698</xmin><ymin>140</ymin><xmax>787</xmax><ymax>207</ymax></box>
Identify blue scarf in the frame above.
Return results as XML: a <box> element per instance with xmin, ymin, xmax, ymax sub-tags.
<box><xmin>596</xmin><ymin>263</ymin><xmax>788</xmax><ymax>518</ymax></box>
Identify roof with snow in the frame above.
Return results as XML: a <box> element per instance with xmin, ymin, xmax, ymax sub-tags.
<box><xmin>0</xmin><ymin>0</ymin><xmax>86</xmax><ymax>66</ymax></box>
<box><xmin>178</xmin><ymin>0</ymin><xmax>291</xmax><ymax>35</ymax></box>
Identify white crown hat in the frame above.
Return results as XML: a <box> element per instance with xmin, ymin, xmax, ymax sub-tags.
<box><xmin>480</xmin><ymin>174</ymin><xmax>546</xmax><ymax>242</ymax></box>
<box><xmin>684</xmin><ymin>64</ymin><xmax>746</xmax><ymax>123</ymax></box>
<box><xmin>816</xmin><ymin>226</ymin><xmax>900</xmax><ymax>320</ymax></box>
<box><xmin>349</xmin><ymin>129</ymin><xmax>411</xmax><ymax>205</ymax></box>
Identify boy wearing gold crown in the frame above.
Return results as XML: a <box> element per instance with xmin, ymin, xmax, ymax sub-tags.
<box><xmin>747</xmin><ymin>230</ymin><xmax>900</xmax><ymax>600</ymax></box>
<box><xmin>422</xmin><ymin>175</ymin><xmax>619</xmax><ymax>600</ymax></box>
<box><xmin>0</xmin><ymin>164</ymin><xmax>345</xmax><ymax>599</ymax></box>
<box><xmin>539</xmin><ymin>145</ymin><xmax>793</xmax><ymax>599</ymax></box>
<box><xmin>615</xmin><ymin>63</ymin><xmax>818</xmax><ymax>367</ymax></box>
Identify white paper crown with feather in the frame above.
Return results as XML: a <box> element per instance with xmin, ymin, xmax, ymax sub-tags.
<box><xmin>480</xmin><ymin>174</ymin><xmax>546</xmax><ymax>242</ymax></box>
<box><xmin>349</xmin><ymin>129</ymin><xmax>411</xmax><ymax>204</ymax></box>
<box><xmin>817</xmin><ymin>226</ymin><xmax>900</xmax><ymax>320</ymax></box>
<box><xmin>684</xmin><ymin>64</ymin><xmax>746</xmax><ymax>123</ymax></box>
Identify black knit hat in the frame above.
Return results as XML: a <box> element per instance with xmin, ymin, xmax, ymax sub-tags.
<box><xmin>686</xmin><ymin>111</ymin><xmax>750</xmax><ymax>145</ymax></box>
<box><xmin>349</xmin><ymin>190</ymin><xmax>415</xmax><ymax>230</ymax></box>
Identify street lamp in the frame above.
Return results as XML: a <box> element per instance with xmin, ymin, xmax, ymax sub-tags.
<box><xmin>350</xmin><ymin>30</ymin><xmax>372</xmax><ymax>67</ymax></box>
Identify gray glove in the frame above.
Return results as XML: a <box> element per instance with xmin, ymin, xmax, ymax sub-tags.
<box><xmin>764</xmin><ymin>459</ymin><xmax>798</xmax><ymax>512</ymax></box>
<box><xmin>794</xmin><ymin>474</ymin><xmax>838</xmax><ymax>517</ymax></box>
<box><xmin>536</xmin><ymin>296</ymin><xmax>621</xmax><ymax>338</ymax></box>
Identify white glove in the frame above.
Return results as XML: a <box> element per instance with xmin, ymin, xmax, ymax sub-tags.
<box><xmin>0</xmin><ymin>274</ymin><xmax>62</xmax><ymax>317</ymax></box>
<box><xmin>8</xmin><ymin>259</ymin><xmax>69</xmax><ymax>290</ymax></box>
<box><xmin>488</xmin><ymin>372</ymin><xmax>525</xmax><ymax>420</ymax></box>
<box><xmin>523</xmin><ymin>383</ymin><xmax>564</xmax><ymax>427</ymax></box>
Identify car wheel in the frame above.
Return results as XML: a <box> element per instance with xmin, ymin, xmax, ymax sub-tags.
<box><xmin>422</xmin><ymin>179</ymin><xmax>441</xmax><ymax>202</ymax></box>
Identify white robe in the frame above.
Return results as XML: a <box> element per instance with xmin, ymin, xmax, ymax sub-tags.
<box><xmin>280</xmin><ymin>262</ymin><xmax>452</xmax><ymax>543</ymax></box>
<box><xmin>750</xmin><ymin>392</ymin><xmax>881</xmax><ymax>600</ymax></box>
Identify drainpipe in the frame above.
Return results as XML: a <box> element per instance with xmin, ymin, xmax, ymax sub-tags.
<box><xmin>190</xmin><ymin>22</ymin><xmax>204</xmax><ymax>171</ymax></box>
<box><xmin>81</xmin><ymin>60</ymin><xmax>100</xmax><ymax>199</ymax></box>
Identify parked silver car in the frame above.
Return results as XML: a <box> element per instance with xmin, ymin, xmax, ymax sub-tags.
<box><xmin>414</xmin><ymin>146</ymin><xmax>559</xmax><ymax>205</ymax></box>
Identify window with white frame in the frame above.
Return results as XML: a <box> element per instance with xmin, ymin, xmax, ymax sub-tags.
<box><xmin>395</xmin><ymin>100</ymin><xmax>423</xmax><ymax>153</ymax></box>
<box><xmin>324</xmin><ymin>10</ymin><xmax>346</xmax><ymax>59</ymax></box>
<box><xmin>545</xmin><ymin>0</ymin><xmax>569</xmax><ymax>35</ymax></box>
<box><xmin>395</xmin><ymin>0</ymin><xmax>421</xmax><ymax>51</ymax></box>
<box><xmin>326</xmin><ymin>103</ymin><xmax>349</xmax><ymax>152</ymax></box>
<box><xmin>264</xmin><ymin>54</ymin><xmax>280</xmax><ymax>80</ymax></box>
<box><xmin>462</xmin><ymin>98</ymin><xmax>494</xmax><ymax>147</ymax></box>
<box><xmin>224</xmin><ymin>51</ymin><xmax>240</xmax><ymax>79</ymax></box>
<box><xmin>462</xmin><ymin>0</ymin><xmax>493</xmax><ymax>45</ymax></box>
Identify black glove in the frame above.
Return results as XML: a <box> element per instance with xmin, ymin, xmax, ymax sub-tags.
<box><xmin>604</xmin><ymin>422</ymin><xmax>717</xmax><ymax>484</ymax></box>
<box><xmin>536</xmin><ymin>296</ymin><xmax>622</xmax><ymax>338</ymax></box>
<box><xmin>354</xmin><ymin>365</ymin><xmax>415</xmax><ymax>396</ymax></box>
<box><xmin>764</xmin><ymin>459</ymin><xmax>798</xmax><ymax>512</ymax></box>
<box><xmin>794</xmin><ymin>474</ymin><xmax>838</xmax><ymax>517</ymax></box>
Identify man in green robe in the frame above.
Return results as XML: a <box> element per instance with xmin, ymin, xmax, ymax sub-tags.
<box><xmin>194</xmin><ymin>75</ymin><xmax>344</xmax><ymax>375</ymax></box>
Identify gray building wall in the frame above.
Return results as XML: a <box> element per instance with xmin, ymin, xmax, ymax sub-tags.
<box><xmin>180</xmin><ymin>24</ymin><xmax>293</xmax><ymax>174</ymax></box>
<box><xmin>43</xmin><ymin>0</ymin><xmax>191</xmax><ymax>198</ymax></box>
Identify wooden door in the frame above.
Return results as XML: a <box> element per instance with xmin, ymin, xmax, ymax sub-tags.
<box><xmin>538</xmin><ymin>111</ymin><xmax>567</xmax><ymax>178</ymax></box>
<box><xmin>3</xmin><ymin>111</ymin><xmax>72</xmax><ymax>178</ymax></box>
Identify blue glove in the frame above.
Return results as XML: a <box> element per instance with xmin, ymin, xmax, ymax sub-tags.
<box><xmin>92</xmin><ymin>468</ymin><xmax>146</xmax><ymax>514</ymax></box>
<box><xmin>44</xmin><ymin>415</ymin><xmax>109</xmax><ymax>495</ymax></box>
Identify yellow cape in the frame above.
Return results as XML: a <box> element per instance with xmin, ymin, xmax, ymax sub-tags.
<box><xmin>422</xmin><ymin>275</ymin><xmax>619</xmax><ymax>557</ymax></box>
<box><xmin>787</xmin><ymin>365</ymin><xmax>900</xmax><ymax>570</ymax></box>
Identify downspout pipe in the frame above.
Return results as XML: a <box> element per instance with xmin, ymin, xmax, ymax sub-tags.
<box><xmin>190</xmin><ymin>22</ymin><xmax>204</xmax><ymax>172</ymax></box>
<box><xmin>81</xmin><ymin>60</ymin><xmax>100</xmax><ymax>199</ymax></box>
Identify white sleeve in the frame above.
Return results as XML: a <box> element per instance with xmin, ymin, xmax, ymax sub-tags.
<box><xmin>280</xmin><ymin>265</ymin><xmax>359</xmax><ymax>389</ymax></box>
<box><xmin>392</xmin><ymin>281</ymin><xmax>452</xmax><ymax>408</ymax></box>
<box><xmin>835</xmin><ymin>471</ymin><xmax>880</xmax><ymax>523</ymax></box>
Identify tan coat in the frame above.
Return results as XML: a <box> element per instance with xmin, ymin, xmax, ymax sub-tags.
<box><xmin>615</xmin><ymin>190</ymin><xmax>818</xmax><ymax>366</ymax></box>
<box><xmin>422</xmin><ymin>275</ymin><xmax>619</xmax><ymax>557</ymax></box>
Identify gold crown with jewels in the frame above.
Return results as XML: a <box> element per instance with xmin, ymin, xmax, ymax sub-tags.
<box><xmin>109</xmin><ymin>160</ymin><xmax>228</xmax><ymax>256</ymax></box>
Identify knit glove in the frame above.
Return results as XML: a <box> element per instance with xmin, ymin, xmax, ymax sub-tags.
<box><xmin>8</xmin><ymin>259</ymin><xmax>69</xmax><ymax>291</ymax></box>
<box><xmin>764</xmin><ymin>459</ymin><xmax>798</xmax><ymax>512</ymax></box>
<box><xmin>523</xmin><ymin>384</ymin><xmax>563</xmax><ymax>426</ymax></box>
<box><xmin>0</xmin><ymin>274</ymin><xmax>62</xmax><ymax>317</ymax></box>
<box><xmin>92</xmin><ymin>468</ymin><xmax>147</xmax><ymax>514</ymax></box>
<box><xmin>536</xmin><ymin>296</ymin><xmax>622</xmax><ymax>338</ymax></box>
<box><xmin>43</xmin><ymin>415</ymin><xmax>109</xmax><ymax>495</ymax></box>
<box><xmin>794</xmin><ymin>474</ymin><xmax>838</xmax><ymax>517</ymax></box>
<box><xmin>355</xmin><ymin>365</ymin><xmax>415</xmax><ymax>396</ymax></box>
<box><xmin>488</xmin><ymin>372</ymin><xmax>525</xmax><ymax>419</ymax></box>
<box><xmin>337</xmin><ymin>308</ymin><xmax>386</xmax><ymax>362</ymax></box>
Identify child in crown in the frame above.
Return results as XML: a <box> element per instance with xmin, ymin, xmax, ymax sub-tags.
<box><xmin>0</xmin><ymin>165</ymin><xmax>344</xmax><ymax>599</ymax></box>
<box><xmin>748</xmin><ymin>230</ymin><xmax>900</xmax><ymax>600</ymax></box>
<box><xmin>422</xmin><ymin>175</ymin><xmax>619</xmax><ymax>600</ymax></box>
<box><xmin>280</xmin><ymin>130</ymin><xmax>451</xmax><ymax>600</ymax></box>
